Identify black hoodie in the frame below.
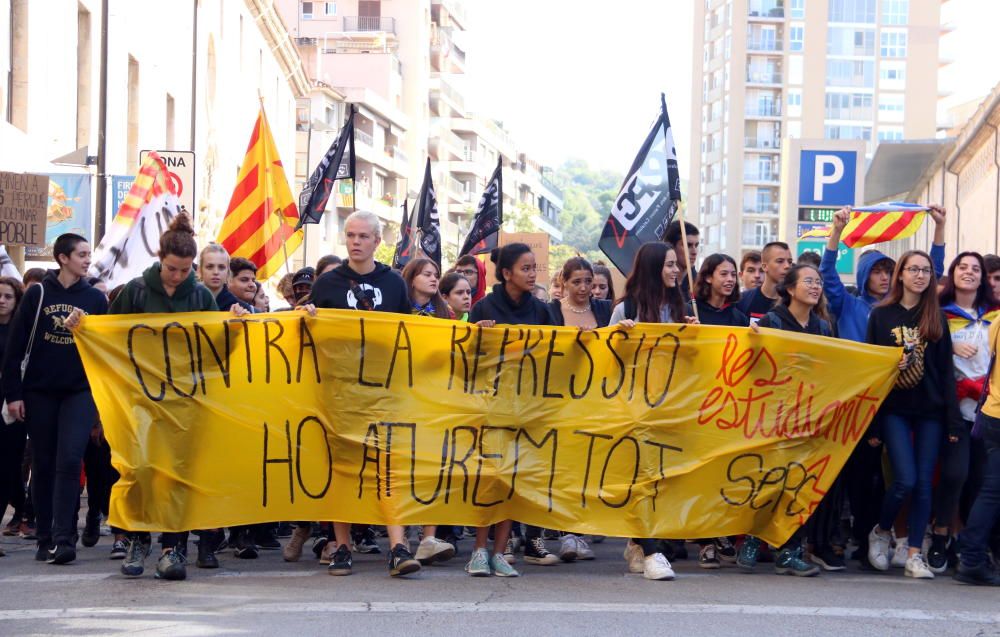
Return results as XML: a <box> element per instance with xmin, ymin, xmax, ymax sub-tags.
<box><xmin>2</xmin><ymin>271</ymin><xmax>108</xmax><ymax>401</ymax></box>
<box><xmin>215</xmin><ymin>284</ymin><xmax>254</xmax><ymax>313</ymax></box>
<box><xmin>310</xmin><ymin>261</ymin><xmax>410</xmax><ymax>314</ymax></box>
<box><xmin>547</xmin><ymin>298</ymin><xmax>612</xmax><ymax>327</ymax></box>
<box><xmin>689</xmin><ymin>299</ymin><xmax>749</xmax><ymax>327</ymax></box>
<box><xmin>470</xmin><ymin>283</ymin><xmax>554</xmax><ymax>326</ymax></box>
<box><xmin>757</xmin><ymin>303</ymin><xmax>831</xmax><ymax>336</ymax></box>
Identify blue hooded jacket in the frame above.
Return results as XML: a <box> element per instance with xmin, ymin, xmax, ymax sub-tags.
<box><xmin>820</xmin><ymin>243</ymin><xmax>944</xmax><ymax>342</ymax></box>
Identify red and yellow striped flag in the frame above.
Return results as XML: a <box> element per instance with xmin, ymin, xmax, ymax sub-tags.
<box><xmin>218</xmin><ymin>109</ymin><xmax>302</xmax><ymax>279</ymax></box>
<box><xmin>799</xmin><ymin>203</ymin><xmax>928</xmax><ymax>248</ymax></box>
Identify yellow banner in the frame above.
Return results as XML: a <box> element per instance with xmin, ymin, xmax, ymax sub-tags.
<box><xmin>74</xmin><ymin>311</ymin><xmax>899</xmax><ymax>547</ymax></box>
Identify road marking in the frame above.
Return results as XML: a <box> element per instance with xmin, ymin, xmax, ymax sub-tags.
<box><xmin>0</xmin><ymin>602</ymin><xmax>998</xmax><ymax>623</ymax></box>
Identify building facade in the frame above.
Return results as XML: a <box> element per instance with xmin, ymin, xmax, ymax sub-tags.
<box><xmin>689</xmin><ymin>0</ymin><xmax>943</xmax><ymax>258</ymax></box>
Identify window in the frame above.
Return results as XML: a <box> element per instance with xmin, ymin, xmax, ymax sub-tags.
<box><xmin>879</xmin><ymin>61</ymin><xmax>906</xmax><ymax>89</ymax></box>
<box><xmin>824</xmin><ymin>124</ymin><xmax>872</xmax><ymax>140</ymax></box>
<box><xmin>880</xmin><ymin>30</ymin><xmax>907</xmax><ymax>58</ymax></box>
<box><xmin>827</xmin><ymin>27</ymin><xmax>874</xmax><ymax>55</ymax></box>
<box><xmin>789</xmin><ymin>25</ymin><xmax>804</xmax><ymax>52</ymax></box>
<box><xmin>877</xmin><ymin>126</ymin><xmax>904</xmax><ymax>141</ymax></box>
<box><xmin>878</xmin><ymin>94</ymin><xmax>905</xmax><ymax>122</ymax></box>
<box><xmin>882</xmin><ymin>0</ymin><xmax>907</xmax><ymax>25</ymax></box>
<box><xmin>828</xmin><ymin>0</ymin><xmax>875</xmax><ymax>23</ymax></box>
<box><xmin>302</xmin><ymin>1</ymin><xmax>314</xmax><ymax>19</ymax></box>
<box><xmin>325</xmin><ymin>2</ymin><xmax>337</xmax><ymax>15</ymax></box>
<box><xmin>790</xmin><ymin>0</ymin><xmax>805</xmax><ymax>19</ymax></box>
<box><xmin>826</xmin><ymin>59</ymin><xmax>875</xmax><ymax>87</ymax></box>
<box><xmin>824</xmin><ymin>92</ymin><xmax>872</xmax><ymax>119</ymax></box>
<box><xmin>788</xmin><ymin>89</ymin><xmax>803</xmax><ymax>117</ymax></box>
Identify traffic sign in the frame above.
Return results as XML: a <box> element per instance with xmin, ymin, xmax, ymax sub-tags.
<box><xmin>798</xmin><ymin>150</ymin><xmax>857</xmax><ymax>207</ymax></box>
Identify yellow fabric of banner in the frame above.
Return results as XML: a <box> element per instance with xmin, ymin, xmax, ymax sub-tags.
<box><xmin>74</xmin><ymin>311</ymin><xmax>899</xmax><ymax>547</ymax></box>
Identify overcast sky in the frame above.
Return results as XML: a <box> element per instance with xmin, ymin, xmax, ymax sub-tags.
<box><xmin>460</xmin><ymin>0</ymin><xmax>1000</xmax><ymax>183</ymax></box>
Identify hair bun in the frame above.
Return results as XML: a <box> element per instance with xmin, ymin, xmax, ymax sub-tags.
<box><xmin>489</xmin><ymin>248</ymin><xmax>501</xmax><ymax>264</ymax></box>
<box><xmin>168</xmin><ymin>213</ymin><xmax>195</xmax><ymax>235</ymax></box>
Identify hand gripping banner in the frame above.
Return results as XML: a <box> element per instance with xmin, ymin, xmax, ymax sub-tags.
<box><xmin>73</xmin><ymin>312</ymin><xmax>899</xmax><ymax>547</ymax></box>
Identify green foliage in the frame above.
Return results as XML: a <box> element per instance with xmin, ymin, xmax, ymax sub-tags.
<box><xmin>549</xmin><ymin>158</ymin><xmax>622</xmax><ymax>266</ymax></box>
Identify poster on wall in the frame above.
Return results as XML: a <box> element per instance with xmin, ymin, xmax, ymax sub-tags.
<box><xmin>111</xmin><ymin>175</ymin><xmax>135</xmax><ymax>218</ymax></box>
<box><xmin>26</xmin><ymin>174</ymin><xmax>92</xmax><ymax>259</ymax></box>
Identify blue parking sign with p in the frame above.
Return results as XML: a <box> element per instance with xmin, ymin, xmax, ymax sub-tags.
<box><xmin>799</xmin><ymin>150</ymin><xmax>856</xmax><ymax>206</ymax></box>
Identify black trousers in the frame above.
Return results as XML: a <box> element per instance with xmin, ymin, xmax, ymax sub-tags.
<box><xmin>0</xmin><ymin>420</ymin><xmax>28</xmax><ymax>521</ymax></box>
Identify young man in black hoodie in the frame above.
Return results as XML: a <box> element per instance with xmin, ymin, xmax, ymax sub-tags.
<box><xmin>307</xmin><ymin>210</ymin><xmax>416</xmax><ymax>577</ymax></box>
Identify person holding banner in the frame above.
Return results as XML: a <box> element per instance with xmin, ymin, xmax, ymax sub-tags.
<box><xmin>3</xmin><ymin>234</ymin><xmax>109</xmax><ymax>566</ymax></box>
<box><xmin>440</xmin><ymin>272</ymin><xmax>474</xmax><ymax>321</ymax></box>
<box><xmin>197</xmin><ymin>244</ymin><xmax>253</xmax><ymax>313</ymax></box>
<box><xmin>307</xmin><ymin>210</ymin><xmax>420</xmax><ymax>578</ymax></box>
<box><xmin>609</xmin><ymin>241</ymin><xmax>692</xmax><ymax>581</ymax></box>
<box><xmin>548</xmin><ymin>257</ymin><xmax>611</xmax><ymax>331</ymax></box>
<box><xmin>690</xmin><ymin>254</ymin><xmax>748</xmax><ymax>328</ymax></box>
<box><xmin>865</xmin><ymin>250</ymin><xmax>961</xmax><ymax>580</ymax></box>
<box><xmin>743</xmin><ymin>264</ymin><xmax>834</xmax><ymax>577</ymax></box>
<box><xmin>0</xmin><ymin>275</ymin><xmax>25</xmax><ymax>558</ymax></box>
<box><xmin>930</xmin><ymin>252</ymin><xmax>1000</xmax><ymax>573</ymax></box>
<box><xmin>466</xmin><ymin>242</ymin><xmax>557</xmax><ymax>576</ymax></box>
<box><xmin>88</xmin><ymin>214</ymin><xmax>247</xmax><ymax>581</ymax></box>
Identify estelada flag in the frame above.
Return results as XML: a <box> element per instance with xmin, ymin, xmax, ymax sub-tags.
<box><xmin>459</xmin><ymin>157</ymin><xmax>502</xmax><ymax>257</ymax></box>
<box><xmin>415</xmin><ymin>158</ymin><xmax>441</xmax><ymax>267</ymax></box>
<box><xmin>218</xmin><ymin>108</ymin><xmax>302</xmax><ymax>279</ymax></box>
<box><xmin>598</xmin><ymin>93</ymin><xmax>681</xmax><ymax>275</ymax></box>
<box><xmin>799</xmin><ymin>202</ymin><xmax>929</xmax><ymax>248</ymax></box>
<box><xmin>90</xmin><ymin>151</ymin><xmax>183</xmax><ymax>289</ymax></box>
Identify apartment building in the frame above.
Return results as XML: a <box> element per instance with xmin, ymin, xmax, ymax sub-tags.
<box><xmin>689</xmin><ymin>0</ymin><xmax>943</xmax><ymax>258</ymax></box>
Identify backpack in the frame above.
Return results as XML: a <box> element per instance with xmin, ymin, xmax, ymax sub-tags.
<box><xmin>763</xmin><ymin>310</ymin><xmax>832</xmax><ymax>337</ymax></box>
<box><xmin>129</xmin><ymin>279</ymin><xmax>148</xmax><ymax>312</ymax></box>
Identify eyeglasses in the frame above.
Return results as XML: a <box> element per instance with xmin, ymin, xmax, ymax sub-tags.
<box><xmin>903</xmin><ymin>266</ymin><xmax>932</xmax><ymax>276</ymax></box>
<box><xmin>801</xmin><ymin>278</ymin><xmax>823</xmax><ymax>288</ymax></box>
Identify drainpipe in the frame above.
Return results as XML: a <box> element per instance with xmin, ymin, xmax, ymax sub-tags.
<box><xmin>189</xmin><ymin>0</ymin><xmax>197</xmax><ymax>151</ymax></box>
<box><xmin>94</xmin><ymin>0</ymin><xmax>109</xmax><ymax>242</ymax></box>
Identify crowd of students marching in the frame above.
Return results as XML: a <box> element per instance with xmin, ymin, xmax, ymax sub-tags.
<box><xmin>2</xmin><ymin>205</ymin><xmax>1000</xmax><ymax>588</ymax></box>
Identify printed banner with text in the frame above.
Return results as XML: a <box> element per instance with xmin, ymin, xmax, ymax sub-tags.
<box><xmin>74</xmin><ymin>312</ymin><xmax>899</xmax><ymax>547</ymax></box>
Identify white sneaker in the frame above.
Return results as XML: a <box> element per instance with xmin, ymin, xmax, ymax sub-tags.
<box><xmin>624</xmin><ymin>540</ymin><xmax>645</xmax><ymax>573</ymax></box>
<box><xmin>414</xmin><ymin>537</ymin><xmax>455</xmax><ymax>565</ymax></box>
<box><xmin>575</xmin><ymin>536</ymin><xmax>595</xmax><ymax>560</ymax></box>
<box><xmin>890</xmin><ymin>538</ymin><xmax>909</xmax><ymax>568</ymax></box>
<box><xmin>904</xmin><ymin>552</ymin><xmax>935</xmax><ymax>579</ymax></box>
<box><xmin>868</xmin><ymin>526</ymin><xmax>891</xmax><ymax>571</ymax></box>
<box><xmin>643</xmin><ymin>552</ymin><xmax>675</xmax><ymax>581</ymax></box>
<box><xmin>559</xmin><ymin>534</ymin><xmax>579</xmax><ymax>562</ymax></box>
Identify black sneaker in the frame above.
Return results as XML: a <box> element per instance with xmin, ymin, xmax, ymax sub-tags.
<box><xmin>699</xmin><ymin>544</ymin><xmax>721</xmax><ymax>569</ymax></box>
<box><xmin>328</xmin><ymin>544</ymin><xmax>353</xmax><ymax>576</ymax></box>
<box><xmin>955</xmin><ymin>563</ymin><xmax>1000</xmax><ymax>586</ymax></box>
<box><xmin>82</xmin><ymin>514</ymin><xmax>101</xmax><ymax>548</ymax></box>
<box><xmin>809</xmin><ymin>545</ymin><xmax>846</xmax><ymax>571</ymax></box>
<box><xmin>254</xmin><ymin>525</ymin><xmax>281</xmax><ymax>550</ymax></box>
<box><xmin>715</xmin><ymin>537</ymin><xmax>737</xmax><ymax>563</ymax></box>
<box><xmin>311</xmin><ymin>536</ymin><xmax>329</xmax><ymax>560</ymax></box>
<box><xmin>927</xmin><ymin>534</ymin><xmax>949</xmax><ymax>574</ymax></box>
<box><xmin>354</xmin><ymin>527</ymin><xmax>382</xmax><ymax>554</ymax></box>
<box><xmin>234</xmin><ymin>531</ymin><xmax>259</xmax><ymax>559</ymax></box>
<box><xmin>388</xmin><ymin>543</ymin><xmax>421</xmax><ymax>577</ymax></box>
<box><xmin>523</xmin><ymin>537</ymin><xmax>559</xmax><ymax>565</ymax></box>
<box><xmin>196</xmin><ymin>537</ymin><xmax>219</xmax><ymax>569</ymax></box>
<box><xmin>109</xmin><ymin>539</ymin><xmax>128</xmax><ymax>560</ymax></box>
<box><xmin>121</xmin><ymin>538</ymin><xmax>150</xmax><ymax>577</ymax></box>
<box><xmin>34</xmin><ymin>541</ymin><xmax>53</xmax><ymax>562</ymax></box>
<box><xmin>46</xmin><ymin>544</ymin><xmax>76</xmax><ymax>565</ymax></box>
<box><xmin>669</xmin><ymin>540</ymin><xmax>688</xmax><ymax>560</ymax></box>
<box><xmin>155</xmin><ymin>550</ymin><xmax>187</xmax><ymax>580</ymax></box>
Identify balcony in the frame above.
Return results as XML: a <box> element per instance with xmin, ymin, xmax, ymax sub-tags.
<box><xmin>343</xmin><ymin>16</ymin><xmax>396</xmax><ymax>33</ymax></box>
<box><xmin>748</xmin><ymin>1</ymin><xmax>784</xmax><ymax>18</ymax></box>
<box><xmin>430</xmin><ymin>74</ymin><xmax>466</xmax><ymax>113</ymax></box>
<box><xmin>385</xmin><ymin>145</ymin><xmax>407</xmax><ymax>164</ymax></box>
<box><xmin>356</xmin><ymin>129</ymin><xmax>374</xmax><ymax>147</ymax></box>
<box><xmin>743</xmin><ymin>203</ymin><xmax>780</xmax><ymax>215</ymax></box>
<box><xmin>744</xmin><ymin>137</ymin><xmax>781</xmax><ymax>150</ymax></box>
<box><xmin>745</xmin><ymin>104</ymin><xmax>782</xmax><ymax>118</ymax></box>
<box><xmin>746</xmin><ymin>71</ymin><xmax>782</xmax><ymax>85</ymax></box>
<box><xmin>743</xmin><ymin>171</ymin><xmax>779</xmax><ymax>184</ymax></box>
<box><xmin>540</xmin><ymin>175</ymin><xmax>564</xmax><ymax>201</ymax></box>
<box><xmin>747</xmin><ymin>39</ymin><xmax>783</xmax><ymax>52</ymax></box>
<box><xmin>742</xmin><ymin>233</ymin><xmax>777</xmax><ymax>246</ymax></box>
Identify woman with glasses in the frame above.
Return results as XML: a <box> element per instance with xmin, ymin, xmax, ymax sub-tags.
<box><xmin>740</xmin><ymin>264</ymin><xmax>832</xmax><ymax>577</ymax></box>
<box><xmin>865</xmin><ymin>251</ymin><xmax>961</xmax><ymax>580</ymax></box>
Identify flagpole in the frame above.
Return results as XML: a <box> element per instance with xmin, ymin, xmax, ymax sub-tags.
<box><xmin>660</xmin><ymin>93</ymin><xmax>698</xmax><ymax>321</ymax></box>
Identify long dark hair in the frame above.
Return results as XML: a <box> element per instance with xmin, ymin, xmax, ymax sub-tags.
<box><xmin>0</xmin><ymin>276</ymin><xmax>25</xmax><ymax>314</ymax></box>
<box><xmin>617</xmin><ymin>242</ymin><xmax>685</xmax><ymax>323</ymax></box>
<box><xmin>939</xmin><ymin>251</ymin><xmax>999</xmax><ymax>310</ymax></box>
<box><xmin>879</xmin><ymin>250</ymin><xmax>944</xmax><ymax>342</ymax></box>
<box><xmin>401</xmin><ymin>258</ymin><xmax>450</xmax><ymax>319</ymax></box>
<box><xmin>593</xmin><ymin>262</ymin><xmax>616</xmax><ymax>301</ymax></box>
<box><xmin>695</xmin><ymin>253</ymin><xmax>740</xmax><ymax>305</ymax></box>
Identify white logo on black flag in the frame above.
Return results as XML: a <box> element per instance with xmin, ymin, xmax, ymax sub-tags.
<box><xmin>296</xmin><ymin>104</ymin><xmax>356</xmax><ymax>229</ymax></box>
<box><xmin>598</xmin><ymin>93</ymin><xmax>681</xmax><ymax>275</ymax></box>
<box><xmin>459</xmin><ymin>158</ymin><xmax>503</xmax><ymax>257</ymax></box>
<box><xmin>416</xmin><ymin>158</ymin><xmax>441</xmax><ymax>267</ymax></box>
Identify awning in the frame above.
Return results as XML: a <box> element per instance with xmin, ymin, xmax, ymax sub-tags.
<box><xmin>864</xmin><ymin>139</ymin><xmax>954</xmax><ymax>203</ymax></box>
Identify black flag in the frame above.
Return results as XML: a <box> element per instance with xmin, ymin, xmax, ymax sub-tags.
<box><xmin>459</xmin><ymin>158</ymin><xmax>503</xmax><ymax>257</ymax></box>
<box><xmin>598</xmin><ymin>93</ymin><xmax>681</xmax><ymax>275</ymax></box>
<box><xmin>392</xmin><ymin>200</ymin><xmax>414</xmax><ymax>270</ymax></box>
<box><xmin>415</xmin><ymin>158</ymin><xmax>441</xmax><ymax>267</ymax></box>
<box><xmin>296</xmin><ymin>104</ymin><xmax>356</xmax><ymax>229</ymax></box>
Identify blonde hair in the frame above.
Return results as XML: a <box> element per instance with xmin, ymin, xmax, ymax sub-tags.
<box><xmin>199</xmin><ymin>242</ymin><xmax>230</xmax><ymax>265</ymax></box>
<box><xmin>345</xmin><ymin>210</ymin><xmax>382</xmax><ymax>239</ymax></box>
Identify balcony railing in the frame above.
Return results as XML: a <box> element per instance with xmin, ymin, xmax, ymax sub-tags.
<box><xmin>744</xmin><ymin>137</ymin><xmax>781</xmax><ymax>149</ymax></box>
<box><xmin>386</xmin><ymin>145</ymin><xmax>407</xmax><ymax>163</ymax></box>
<box><xmin>745</xmin><ymin>104</ymin><xmax>782</xmax><ymax>117</ymax></box>
<box><xmin>355</xmin><ymin>129</ymin><xmax>374</xmax><ymax>147</ymax></box>
<box><xmin>747</xmin><ymin>39</ymin><xmax>783</xmax><ymax>51</ymax></box>
<box><xmin>746</xmin><ymin>71</ymin><xmax>782</xmax><ymax>84</ymax></box>
<box><xmin>343</xmin><ymin>16</ymin><xmax>396</xmax><ymax>33</ymax></box>
<box><xmin>446</xmin><ymin>175</ymin><xmax>466</xmax><ymax>195</ymax></box>
<box><xmin>436</xmin><ymin>76</ymin><xmax>465</xmax><ymax>110</ymax></box>
<box><xmin>748</xmin><ymin>1</ymin><xmax>784</xmax><ymax>18</ymax></box>
<box><xmin>743</xmin><ymin>234</ymin><xmax>778</xmax><ymax>246</ymax></box>
<box><xmin>743</xmin><ymin>203</ymin><xmax>780</xmax><ymax>215</ymax></box>
<box><xmin>744</xmin><ymin>171</ymin><xmax>779</xmax><ymax>182</ymax></box>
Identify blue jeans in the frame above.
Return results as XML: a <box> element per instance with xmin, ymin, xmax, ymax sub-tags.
<box><xmin>878</xmin><ymin>412</ymin><xmax>943</xmax><ymax>549</ymax></box>
<box><xmin>959</xmin><ymin>413</ymin><xmax>1000</xmax><ymax>569</ymax></box>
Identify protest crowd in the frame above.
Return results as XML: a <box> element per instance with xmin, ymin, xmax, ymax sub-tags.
<box><xmin>3</xmin><ymin>197</ymin><xmax>1000</xmax><ymax>592</ymax></box>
